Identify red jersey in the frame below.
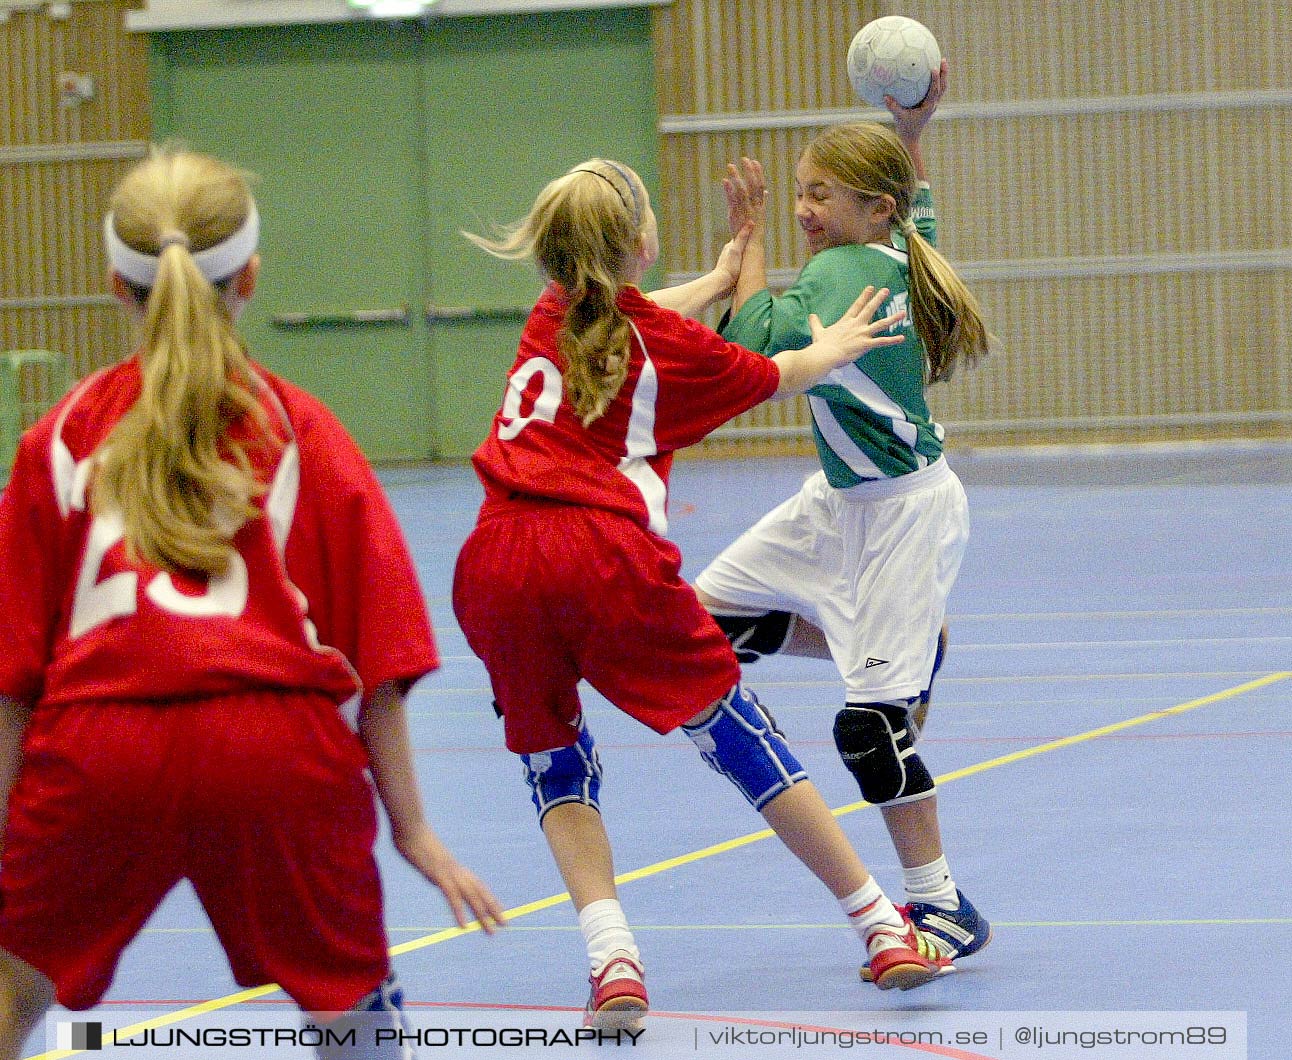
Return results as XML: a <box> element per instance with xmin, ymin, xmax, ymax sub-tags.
<box><xmin>0</xmin><ymin>358</ymin><xmax>438</xmax><ymax>718</ymax></box>
<box><xmin>472</xmin><ymin>283</ymin><xmax>780</xmax><ymax>534</ymax></box>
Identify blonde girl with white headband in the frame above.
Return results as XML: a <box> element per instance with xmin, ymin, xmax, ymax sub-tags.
<box><xmin>0</xmin><ymin>145</ymin><xmax>503</xmax><ymax>1060</ymax></box>
<box><xmin>455</xmin><ymin>157</ymin><xmax>951</xmax><ymax>1031</ymax></box>
<box><xmin>696</xmin><ymin>63</ymin><xmax>997</xmax><ymax>976</ymax></box>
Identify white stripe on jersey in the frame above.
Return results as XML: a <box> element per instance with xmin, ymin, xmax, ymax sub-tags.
<box><xmin>808</xmin><ymin>394</ymin><xmax>885</xmax><ymax>479</ymax></box>
<box><xmin>867</xmin><ymin>241</ymin><xmax>908</xmax><ymax>264</ymax></box>
<box><xmin>264</xmin><ymin>442</ymin><xmax>300</xmax><ymax>554</ymax></box>
<box><xmin>258</xmin><ymin>381</ymin><xmax>301</xmax><ymax>555</ymax></box>
<box><xmin>816</xmin><ymin>361</ymin><xmax>929</xmax><ymax>475</ymax></box>
<box><xmin>827</xmin><ymin>362</ymin><xmax>920</xmax><ymax>449</ymax></box>
<box><xmin>50</xmin><ymin>368</ymin><xmax>110</xmax><ymax>517</ymax></box>
<box><xmin>618</xmin><ymin>321</ymin><xmax>668</xmax><ymax>535</ymax></box>
<box><xmin>623</xmin><ymin>323</ymin><xmax>658</xmax><ymax>456</ymax></box>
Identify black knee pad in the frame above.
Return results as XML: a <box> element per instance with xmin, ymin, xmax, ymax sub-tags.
<box><xmin>832</xmin><ymin>701</ymin><xmax>935</xmax><ymax>806</ymax></box>
<box><xmin>711</xmin><ymin>610</ymin><xmax>795</xmax><ymax>664</ymax></box>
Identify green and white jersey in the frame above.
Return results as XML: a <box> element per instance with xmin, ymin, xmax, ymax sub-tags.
<box><xmin>722</xmin><ymin>184</ymin><xmax>943</xmax><ymax>487</ymax></box>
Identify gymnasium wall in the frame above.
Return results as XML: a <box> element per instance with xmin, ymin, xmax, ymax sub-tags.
<box><xmin>2</xmin><ymin>2</ymin><xmax>660</xmax><ymax>462</ymax></box>
<box><xmin>653</xmin><ymin>0</ymin><xmax>1292</xmax><ymax>452</ymax></box>
<box><xmin>1</xmin><ymin>0</ymin><xmax>146</xmax><ymax>375</ymax></box>
<box><xmin>150</xmin><ymin>7</ymin><xmax>660</xmax><ymax>460</ymax></box>
<box><xmin>7</xmin><ymin>2</ymin><xmax>1289</xmax><ymax>463</ymax></box>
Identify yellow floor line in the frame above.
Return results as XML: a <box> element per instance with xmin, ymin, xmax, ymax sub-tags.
<box><xmin>390</xmin><ymin>915</ymin><xmax>1292</xmax><ymax>933</ymax></box>
<box><xmin>26</xmin><ymin>671</ymin><xmax>1288</xmax><ymax>1059</ymax></box>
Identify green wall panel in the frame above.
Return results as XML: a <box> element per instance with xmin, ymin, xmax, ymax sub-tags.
<box><xmin>153</xmin><ymin>22</ymin><xmax>432</xmax><ymax>461</ymax></box>
<box><xmin>150</xmin><ymin>9</ymin><xmax>659</xmax><ymax>462</ymax></box>
<box><xmin>419</xmin><ymin>9</ymin><xmax>660</xmax><ymax>458</ymax></box>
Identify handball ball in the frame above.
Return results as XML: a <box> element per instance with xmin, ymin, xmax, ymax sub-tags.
<box><xmin>847</xmin><ymin>16</ymin><xmax>941</xmax><ymax>109</ymax></box>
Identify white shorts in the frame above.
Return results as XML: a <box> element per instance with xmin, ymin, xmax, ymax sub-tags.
<box><xmin>695</xmin><ymin>459</ymin><xmax>969</xmax><ymax>702</ymax></box>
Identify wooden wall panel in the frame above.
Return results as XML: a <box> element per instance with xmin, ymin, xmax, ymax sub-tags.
<box><xmin>654</xmin><ymin>0</ymin><xmax>882</xmax><ymax>116</ymax></box>
<box><xmin>654</xmin><ymin>0</ymin><xmax>1292</xmax><ymax>449</ymax></box>
<box><xmin>1</xmin><ymin>0</ymin><xmax>150</xmax><ymax>392</ymax></box>
<box><xmin>934</xmin><ymin>270</ymin><xmax>1292</xmax><ymax>428</ymax></box>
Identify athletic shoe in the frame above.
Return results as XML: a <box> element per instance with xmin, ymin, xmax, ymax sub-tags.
<box><xmin>861</xmin><ymin>890</ymin><xmax>988</xmax><ymax>981</ymax></box>
<box><xmin>584</xmin><ymin>950</ymin><xmax>648</xmax><ymax>1030</ymax></box>
<box><xmin>863</xmin><ymin>913</ymin><xmax>952</xmax><ymax>991</ymax></box>
<box><xmin>907</xmin><ymin>889</ymin><xmax>993</xmax><ymax>961</ymax></box>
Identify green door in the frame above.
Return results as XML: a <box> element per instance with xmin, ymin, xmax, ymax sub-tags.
<box><xmin>417</xmin><ymin>8</ymin><xmax>660</xmax><ymax>458</ymax></box>
<box><xmin>154</xmin><ymin>21</ymin><xmax>433</xmax><ymax>461</ymax></box>
<box><xmin>152</xmin><ymin>9</ymin><xmax>659</xmax><ymax>461</ymax></box>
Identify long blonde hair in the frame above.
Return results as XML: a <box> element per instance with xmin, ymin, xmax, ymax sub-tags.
<box><xmin>94</xmin><ymin>146</ymin><xmax>273</xmax><ymax>577</ymax></box>
<box><xmin>463</xmin><ymin>159</ymin><xmax>647</xmax><ymax>425</ymax></box>
<box><xmin>805</xmin><ymin>122</ymin><xmax>991</xmax><ymax>382</ymax></box>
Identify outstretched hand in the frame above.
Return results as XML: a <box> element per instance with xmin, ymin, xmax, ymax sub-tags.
<box><xmin>887</xmin><ymin>58</ymin><xmax>948</xmax><ymax>144</ymax></box>
<box><xmin>775</xmin><ymin>285</ymin><xmax>907</xmax><ymax>398</ymax></box>
<box><xmin>807</xmin><ymin>285</ymin><xmax>906</xmax><ymax>368</ymax></box>
<box><xmin>723</xmin><ymin>157</ymin><xmax>766</xmax><ymax>237</ymax></box>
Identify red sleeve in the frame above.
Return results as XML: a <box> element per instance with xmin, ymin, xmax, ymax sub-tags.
<box><xmin>637</xmin><ymin>301</ymin><xmax>780</xmax><ymax>452</ymax></box>
<box><xmin>279</xmin><ymin>386</ymin><xmax>439</xmax><ymax>695</ymax></box>
<box><xmin>0</xmin><ymin>429</ymin><xmax>61</xmax><ymax>703</ymax></box>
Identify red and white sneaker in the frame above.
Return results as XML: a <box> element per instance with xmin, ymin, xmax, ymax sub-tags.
<box><xmin>584</xmin><ymin>950</ymin><xmax>648</xmax><ymax>1030</ymax></box>
<box><xmin>864</xmin><ymin>913</ymin><xmax>953</xmax><ymax>991</ymax></box>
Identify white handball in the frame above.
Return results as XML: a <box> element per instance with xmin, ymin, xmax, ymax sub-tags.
<box><xmin>847</xmin><ymin>16</ymin><xmax>941</xmax><ymax>109</ymax></box>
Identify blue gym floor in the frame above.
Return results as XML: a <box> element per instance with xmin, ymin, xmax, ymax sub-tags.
<box><xmin>23</xmin><ymin>442</ymin><xmax>1292</xmax><ymax>1060</ymax></box>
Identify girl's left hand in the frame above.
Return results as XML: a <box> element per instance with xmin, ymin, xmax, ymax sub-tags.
<box><xmin>888</xmin><ymin>58</ymin><xmax>948</xmax><ymax>141</ymax></box>
<box><xmin>398</xmin><ymin>828</ymin><xmax>507</xmax><ymax>934</ymax></box>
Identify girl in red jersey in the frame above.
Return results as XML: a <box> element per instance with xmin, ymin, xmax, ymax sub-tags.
<box><xmin>453</xmin><ymin>158</ymin><xmax>949</xmax><ymax>1030</ymax></box>
<box><xmin>0</xmin><ymin>147</ymin><xmax>504</xmax><ymax>1060</ymax></box>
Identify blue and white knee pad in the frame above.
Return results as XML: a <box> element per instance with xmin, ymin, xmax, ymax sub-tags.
<box><xmin>683</xmin><ymin>684</ymin><xmax>807</xmax><ymax>809</ymax></box>
<box><xmin>521</xmin><ymin>716</ymin><xmax>603</xmax><ymax>822</ymax></box>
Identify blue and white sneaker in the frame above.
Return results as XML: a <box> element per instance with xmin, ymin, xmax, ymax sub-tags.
<box><xmin>861</xmin><ymin>890</ymin><xmax>989</xmax><ymax>981</ymax></box>
<box><xmin>906</xmin><ymin>889</ymin><xmax>992</xmax><ymax>961</ymax></box>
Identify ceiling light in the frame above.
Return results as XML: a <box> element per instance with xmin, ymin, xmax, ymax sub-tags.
<box><xmin>348</xmin><ymin>0</ymin><xmax>439</xmax><ymax>17</ymax></box>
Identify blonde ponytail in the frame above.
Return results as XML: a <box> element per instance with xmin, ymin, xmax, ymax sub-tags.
<box><xmin>463</xmin><ymin>159</ymin><xmax>645</xmax><ymax>425</ymax></box>
<box><xmin>95</xmin><ymin>147</ymin><xmax>273</xmax><ymax>577</ymax></box>
<box><xmin>559</xmin><ymin>270</ymin><xmax>633</xmax><ymax>425</ymax></box>
<box><xmin>902</xmin><ymin>229</ymin><xmax>990</xmax><ymax>383</ymax></box>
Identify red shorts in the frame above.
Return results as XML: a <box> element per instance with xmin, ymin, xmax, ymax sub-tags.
<box><xmin>452</xmin><ymin>501</ymin><xmax>739</xmax><ymax>753</ymax></box>
<box><xmin>0</xmin><ymin>692</ymin><xmax>388</xmax><ymax>1014</ymax></box>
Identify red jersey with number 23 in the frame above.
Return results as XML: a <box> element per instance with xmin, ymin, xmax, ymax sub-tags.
<box><xmin>0</xmin><ymin>358</ymin><xmax>438</xmax><ymax>717</ymax></box>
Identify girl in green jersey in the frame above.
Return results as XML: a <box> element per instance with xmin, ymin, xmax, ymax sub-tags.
<box><xmin>696</xmin><ymin>61</ymin><xmax>996</xmax><ymax>973</ymax></box>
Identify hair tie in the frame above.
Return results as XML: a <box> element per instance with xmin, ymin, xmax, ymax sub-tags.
<box><xmin>157</xmin><ymin>230</ymin><xmax>191</xmax><ymax>252</ymax></box>
<box><xmin>896</xmin><ymin>217</ymin><xmax>918</xmax><ymax>239</ymax></box>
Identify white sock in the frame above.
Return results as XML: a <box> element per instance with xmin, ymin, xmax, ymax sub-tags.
<box><xmin>903</xmin><ymin>855</ymin><xmax>960</xmax><ymax>910</ymax></box>
<box><xmin>578</xmin><ymin>898</ymin><xmax>639</xmax><ymax>971</ymax></box>
<box><xmin>839</xmin><ymin>877</ymin><xmax>905</xmax><ymax>941</ymax></box>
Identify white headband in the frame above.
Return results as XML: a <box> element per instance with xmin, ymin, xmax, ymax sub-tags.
<box><xmin>104</xmin><ymin>204</ymin><xmax>260</xmax><ymax>288</ymax></box>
